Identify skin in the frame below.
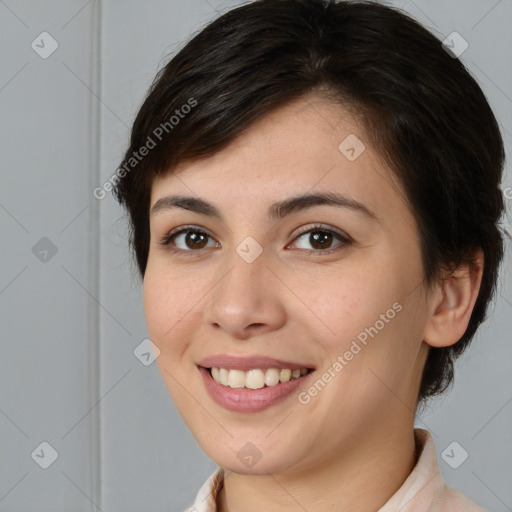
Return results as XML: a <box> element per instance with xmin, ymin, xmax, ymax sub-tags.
<box><xmin>143</xmin><ymin>95</ymin><xmax>483</xmax><ymax>512</ymax></box>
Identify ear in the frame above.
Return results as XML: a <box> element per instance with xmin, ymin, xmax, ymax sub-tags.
<box><xmin>423</xmin><ymin>248</ymin><xmax>484</xmax><ymax>348</ymax></box>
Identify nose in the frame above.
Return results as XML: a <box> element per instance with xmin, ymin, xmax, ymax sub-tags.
<box><xmin>202</xmin><ymin>249</ymin><xmax>287</xmax><ymax>340</ymax></box>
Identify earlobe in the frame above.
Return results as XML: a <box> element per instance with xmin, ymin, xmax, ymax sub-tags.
<box><xmin>423</xmin><ymin>248</ymin><xmax>484</xmax><ymax>348</ymax></box>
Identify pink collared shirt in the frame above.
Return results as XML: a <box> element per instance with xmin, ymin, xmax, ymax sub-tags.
<box><xmin>185</xmin><ymin>428</ymin><xmax>486</xmax><ymax>512</ymax></box>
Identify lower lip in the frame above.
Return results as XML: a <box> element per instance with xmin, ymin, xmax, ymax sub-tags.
<box><xmin>198</xmin><ymin>366</ymin><xmax>313</xmax><ymax>412</ymax></box>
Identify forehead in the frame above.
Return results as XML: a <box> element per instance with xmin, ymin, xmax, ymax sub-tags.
<box><xmin>149</xmin><ymin>96</ymin><xmax>405</xmax><ymax>219</ymax></box>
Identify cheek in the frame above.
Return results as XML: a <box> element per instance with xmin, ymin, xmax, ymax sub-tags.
<box><xmin>143</xmin><ymin>267</ymin><xmax>199</xmax><ymax>347</ymax></box>
<box><xmin>297</xmin><ymin>265</ymin><xmax>400</xmax><ymax>349</ymax></box>
<box><xmin>300</xmin><ymin>257</ymin><xmax>423</xmax><ymax>381</ymax></box>
<box><xmin>143</xmin><ymin>275</ymin><xmax>170</xmax><ymax>339</ymax></box>
<box><xmin>143</xmin><ymin>268</ymin><xmax>204</xmax><ymax>406</ymax></box>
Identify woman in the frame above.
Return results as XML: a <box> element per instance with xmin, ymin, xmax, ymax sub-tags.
<box><xmin>113</xmin><ymin>0</ymin><xmax>505</xmax><ymax>510</ymax></box>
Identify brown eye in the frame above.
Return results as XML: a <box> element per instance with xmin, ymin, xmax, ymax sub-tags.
<box><xmin>309</xmin><ymin>231</ymin><xmax>334</xmax><ymax>250</ymax></box>
<box><xmin>182</xmin><ymin>231</ymin><xmax>209</xmax><ymax>249</ymax></box>
<box><xmin>291</xmin><ymin>225</ymin><xmax>351</xmax><ymax>253</ymax></box>
<box><xmin>160</xmin><ymin>227</ymin><xmax>219</xmax><ymax>252</ymax></box>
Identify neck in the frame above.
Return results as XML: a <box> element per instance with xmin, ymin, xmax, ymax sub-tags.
<box><xmin>217</xmin><ymin>424</ymin><xmax>418</xmax><ymax>512</ymax></box>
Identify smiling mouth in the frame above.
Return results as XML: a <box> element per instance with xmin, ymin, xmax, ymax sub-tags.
<box><xmin>205</xmin><ymin>367</ymin><xmax>314</xmax><ymax>390</ymax></box>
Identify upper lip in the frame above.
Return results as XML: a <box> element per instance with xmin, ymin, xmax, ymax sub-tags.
<box><xmin>197</xmin><ymin>355</ymin><xmax>315</xmax><ymax>371</ymax></box>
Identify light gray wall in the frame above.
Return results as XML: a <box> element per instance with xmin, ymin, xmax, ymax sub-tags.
<box><xmin>1</xmin><ymin>1</ymin><xmax>511</xmax><ymax>511</ymax></box>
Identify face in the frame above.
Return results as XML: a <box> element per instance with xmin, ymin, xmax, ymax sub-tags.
<box><xmin>143</xmin><ymin>96</ymin><xmax>432</xmax><ymax>476</ymax></box>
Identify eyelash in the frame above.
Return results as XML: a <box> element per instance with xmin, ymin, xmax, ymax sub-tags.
<box><xmin>158</xmin><ymin>223</ymin><xmax>352</xmax><ymax>256</ymax></box>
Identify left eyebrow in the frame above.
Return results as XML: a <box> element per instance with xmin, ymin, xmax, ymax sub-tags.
<box><xmin>150</xmin><ymin>191</ymin><xmax>378</xmax><ymax>222</ymax></box>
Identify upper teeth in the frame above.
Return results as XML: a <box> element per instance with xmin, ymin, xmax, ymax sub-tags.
<box><xmin>210</xmin><ymin>368</ymin><xmax>309</xmax><ymax>389</ymax></box>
